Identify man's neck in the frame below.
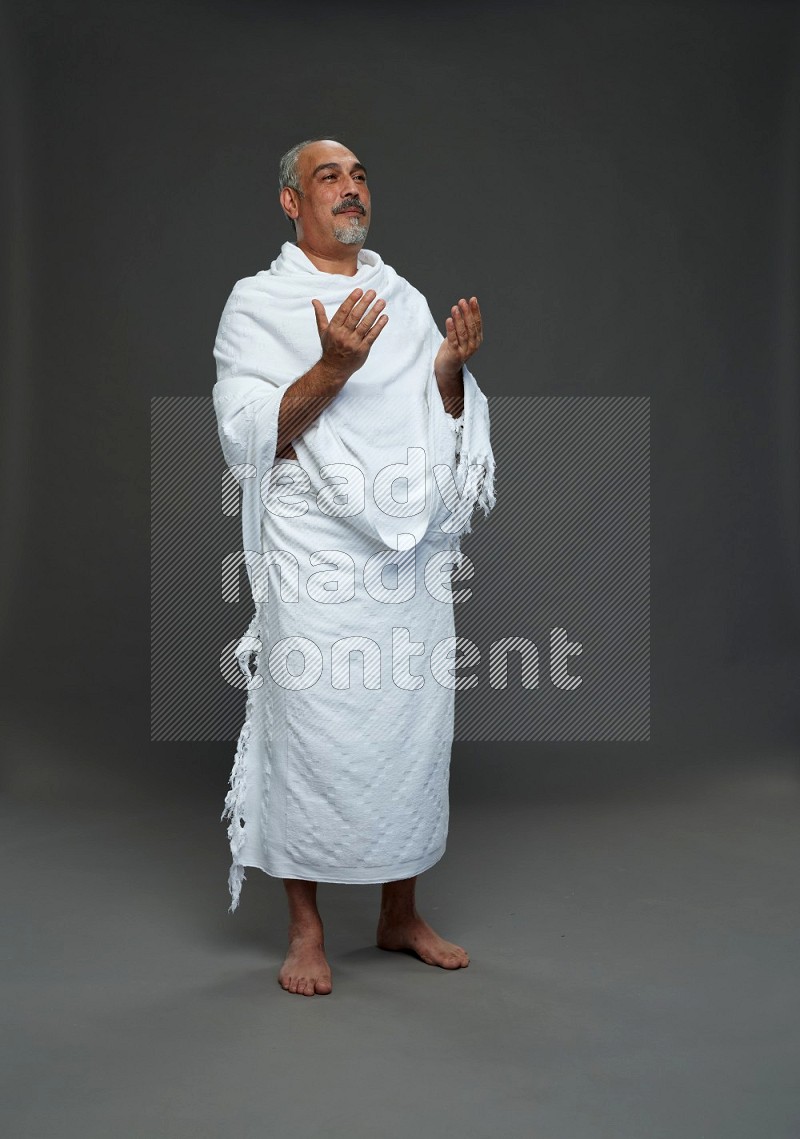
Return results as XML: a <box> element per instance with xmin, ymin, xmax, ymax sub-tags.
<box><xmin>295</xmin><ymin>239</ymin><xmax>360</xmax><ymax>277</ymax></box>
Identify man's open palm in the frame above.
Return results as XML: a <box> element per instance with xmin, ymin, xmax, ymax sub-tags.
<box><xmin>312</xmin><ymin>288</ymin><xmax>388</xmax><ymax>381</ymax></box>
<box><xmin>435</xmin><ymin>296</ymin><xmax>483</xmax><ymax>380</ymax></box>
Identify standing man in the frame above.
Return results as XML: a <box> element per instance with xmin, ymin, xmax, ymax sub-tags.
<box><xmin>213</xmin><ymin>137</ymin><xmax>495</xmax><ymax>996</ymax></box>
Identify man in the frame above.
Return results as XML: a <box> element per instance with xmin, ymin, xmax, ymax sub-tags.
<box><xmin>213</xmin><ymin>138</ymin><xmax>495</xmax><ymax>996</ymax></box>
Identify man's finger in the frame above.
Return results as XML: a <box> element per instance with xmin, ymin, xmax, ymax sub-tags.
<box><xmin>363</xmin><ymin>313</ymin><xmax>389</xmax><ymax>345</ymax></box>
<box><xmin>356</xmin><ymin>297</ymin><xmax>386</xmax><ymax>335</ymax></box>
<box><xmin>458</xmin><ymin>298</ymin><xmax>482</xmax><ymax>347</ymax></box>
<box><xmin>311</xmin><ymin>298</ymin><xmax>328</xmax><ymax>334</ymax></box>
<box><xmin>457</xmin><ymin>300</ymin><xmax>478</xmax><ymax>339</ymax></box>
<box><xmin>469</xmin><ymin>297</ymin><xmax>483</xmax><ymax>337</ymax></box>
<box><xmin>451</xmin><ymin>304</ymin><xmax>469</xmax><ymax>344</ymax></box>
<box><xmin>344</xmin><ymin>289</ymin><xmax>378</xmax><ymax>328</ymax></box>
<box><xmin>332</xmin><ymin>288</ymin><xmax>365</xmax><ymax>327</ymax></box>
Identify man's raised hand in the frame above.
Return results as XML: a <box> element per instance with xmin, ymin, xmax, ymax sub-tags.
<box><xmin>312</xmin><ymin>288</ymin><xmax>388</xmax><ymax>382</ymax></box>
<box><xmin>434</xmin><ymin>296</ymin><xmax>483</xmax><ymax>382</ymax></box>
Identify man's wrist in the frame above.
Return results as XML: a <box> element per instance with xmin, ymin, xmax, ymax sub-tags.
<box><xmin>436</xmin><ymin>365</ymin><xmax>464</xmax><ymax>417</ymax></box>
<box><xmin>435</xmin><ymin>364</ymin><xmax>464</xmax><ymax>392</ymax></box>
<box><xmin>316</xmin><ymin>355</ymin><xmax>351</xmax><ymax>388</ymax></box>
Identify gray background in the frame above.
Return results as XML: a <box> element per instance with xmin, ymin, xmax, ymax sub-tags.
<box><xmin>2</xmin><ymin>1</ymin><xmax>799</xmax><ymax>1137</ymax></box>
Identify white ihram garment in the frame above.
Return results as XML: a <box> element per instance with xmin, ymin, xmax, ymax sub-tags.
<box><xmin>213</xmin><ymin>241</ymin><xmax>495</xmax><ymax>912</ymax></box>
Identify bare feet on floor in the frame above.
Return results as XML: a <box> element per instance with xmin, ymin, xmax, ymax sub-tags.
<box><xmin>278</xmin><ymin>935</ymin><xmax>333</xmax><ymax>996</ymax></box>
<box><xmin>376</xmin><ymin>912</ymin><xmax>470</xmax><ymax>969</ymax></box>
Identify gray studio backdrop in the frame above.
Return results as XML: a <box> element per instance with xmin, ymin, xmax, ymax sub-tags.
<box><xmin>1</xmin><ymin>0</ymin><xmax>798</xmax><ymax>802</ymax></box>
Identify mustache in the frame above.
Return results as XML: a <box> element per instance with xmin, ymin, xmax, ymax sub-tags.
<box><xmin>332</xmin><ymin>200</ymin><xmax>366</xmax><ymax>215</ymax></box>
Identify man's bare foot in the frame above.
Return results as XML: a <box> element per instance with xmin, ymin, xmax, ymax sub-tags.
<box><xmin>278</xmin><ymin>935</ymin><xmax>333</xmax><ymax>996</ymax></box>
<box><xmin>376</xmin><ymin>914</ymin><xmax>470</xmax><ymax>969</ymax></box>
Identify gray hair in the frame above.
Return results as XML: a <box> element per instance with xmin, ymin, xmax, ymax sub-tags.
<box><xmin>278</xmin><ymin>137</ymin><xmax>342</xmax><ymax>235</ymax></box>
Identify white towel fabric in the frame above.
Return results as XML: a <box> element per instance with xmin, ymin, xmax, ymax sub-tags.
<box><xmin>213</xmin><ymin>241</ymin><xmax>496</xmax><ymax>911</ymax></box>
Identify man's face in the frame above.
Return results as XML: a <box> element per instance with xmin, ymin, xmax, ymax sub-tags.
<box><xmin>287</xmin><ymin>140</ymin><xmax>371</xmax><ymax>248</ymax></box>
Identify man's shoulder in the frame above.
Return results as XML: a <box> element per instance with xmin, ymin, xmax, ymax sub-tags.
<box><xmin>226</xmin><ymin>269</ymin><xmax>269</xmax><ymax>298</ymax></box>
<box><xmin>217</xmin><ymin>271</ymin><xmax>272</xmax><ymax>319</ymax></box>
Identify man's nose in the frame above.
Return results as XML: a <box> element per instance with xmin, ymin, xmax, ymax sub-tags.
<box><xmin>341</xmin><ymin>179</ymin><xmax>363</xmax><ymax>200</ymax></box>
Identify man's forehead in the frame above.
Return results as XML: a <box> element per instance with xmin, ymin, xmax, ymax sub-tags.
<box><xmin>299</xmin><ymin>142</ymin><xmax>362</xmax><ymax>174</ymax></box>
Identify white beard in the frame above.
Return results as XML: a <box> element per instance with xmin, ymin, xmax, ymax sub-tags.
<box><xmin>333</xmin><ymin>217</ymin><xmax>368</xmax><ymax>245</ymax></box>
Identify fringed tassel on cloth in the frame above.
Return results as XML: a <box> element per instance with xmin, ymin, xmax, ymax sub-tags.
<box><xmin>443</xmin><ymin>366</ymin><xmax>496</xmax><ymax>574</ymax></box>
<box><xmin>220</xmin><ymin>609</ymin><xmax>263</xmax><ymax>914</ymax></box>
<box><xmin>447</xmin><ymin>447</ymin><xmax>497</xmax><ymax>572</ymax></box>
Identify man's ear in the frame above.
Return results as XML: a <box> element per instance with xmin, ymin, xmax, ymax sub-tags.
<box><xmin>279</xmin><ymin>186</ymin><xmax>300</xmax><ymax>223</ymax></box>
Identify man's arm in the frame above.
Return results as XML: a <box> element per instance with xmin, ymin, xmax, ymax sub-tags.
<box><xmin>275</xmin><ymin>360</ymin><xmax>348</xmax><ymax>459</ymax></box>
<box><xmin>434</xmin><ymin>297</ymin><xmax>482</xmax><ymax>420</ymax></box>
<box><xmin>276</xmin><ymin>287</ymin><xmax>388</xmax><ymax>461</ymax></box>
<box><xmin>435</xmin><ymin>367</ymin><xmax>465</xmax><ymax>419</ymax></box>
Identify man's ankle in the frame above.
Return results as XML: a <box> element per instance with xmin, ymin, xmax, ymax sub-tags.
<box><xmin>378</xmin><ymin>905</ymin><xmax>418</xmax><ymax>925</ymax></box>
<box><xmin>288</xmin><ymin>920</ymin><xmax>324</xmax><ymax>943</ymax></box>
